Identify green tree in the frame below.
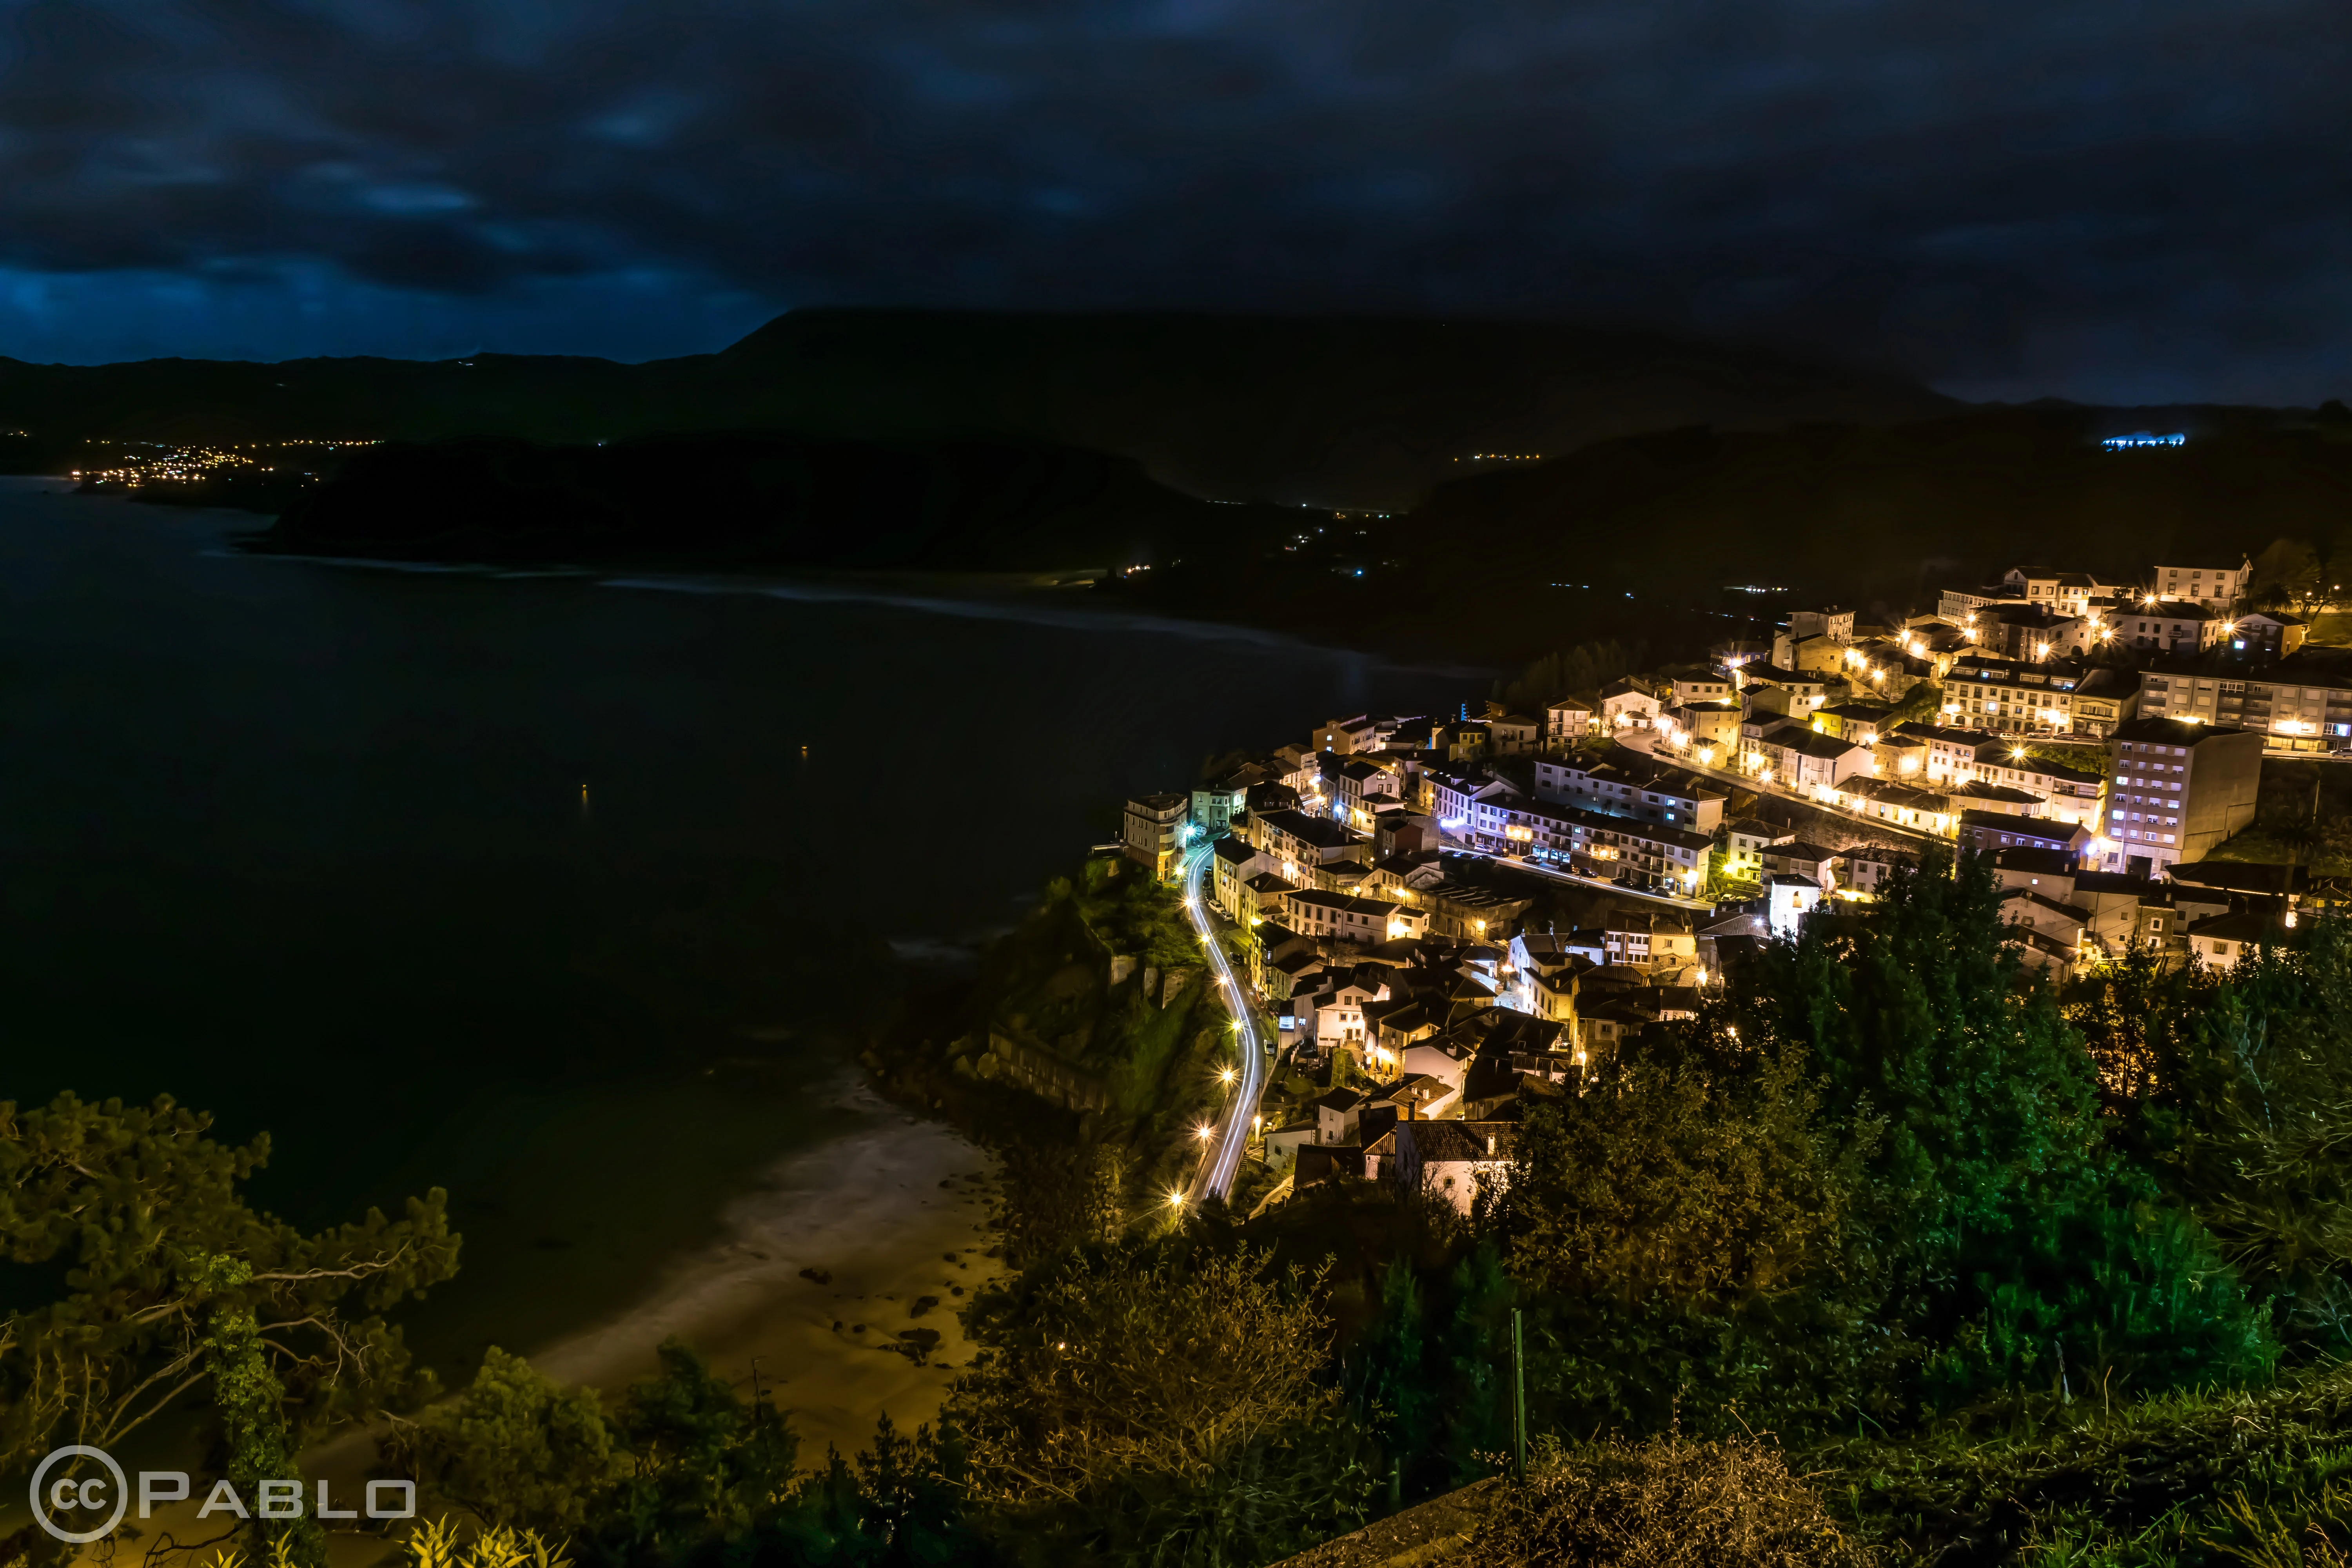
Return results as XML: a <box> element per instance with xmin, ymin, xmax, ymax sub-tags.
<box><xmin>2111</xmin><ymin>918</ymin><xmax>2352</xmax><ymax>1350</ymax></box>
<box><xmin>394</xmin><ymin>1347</ymin><xmax>629</xmax><ymax>1535</ymax></box>
<box><xmin>1482</xmin><ymin>1024</ymin><xmax>1881</xmax><ymax>1434</ymax></box>
<box><xmin>2253</xmin><ymin>537</ymin><xmax>2327</xmax><ymax>616</ymax></box>
<box><xmin>1340</xmin><ymin>1243</ymin><xmax>1514</xmax><ymax>1496</ymax></box>
<box><xmin>1488</xmin><ymin>1035</ymin><xmax>1854</xmax><ymax>1307</ymax></box>
<box><xmin>1744</xmin><ymin>849</ymin><xmax>2272</xmax><ymax>1408</ymax></box>
<box><xmin>602</xmin><ymin>1340</ymin><xmax>801</xmax><ymax>1557</ymax></box>
<box><xmin>398</xmin><ymin>1341</ymin><xmax>980</xmax><ymax>1568</ymax></box>
<box><xmin>951</xmin><ymin>1243</ymin><xmax>1375</xmax><ymax>1565</ymax></box>
<box><xmin>1883</xmin><ymin>678</ymin><xmax>1943</xmax><ymax>726</ymax></box>
<box><xmin>1491</xmin><ymin>641</ymin><xmax>1646</xmax><ymax>719</ymax></box>
<box><xmin>0</xmin><ymin>1094</ymin><xmax>459</xmax><ymax>1563</ymax></box>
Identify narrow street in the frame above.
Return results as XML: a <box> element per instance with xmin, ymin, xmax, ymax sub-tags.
<box><xmin>1178</xmin><ymin>842</ymin><xmax>1271</xmax><ymax>1204</ymax></box>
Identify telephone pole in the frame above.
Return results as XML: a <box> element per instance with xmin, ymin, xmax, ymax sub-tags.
<box><xmin>1510</xmin><ymin>1308</ymin><xmax>1527</xmax><ymax>1481</ymax></box>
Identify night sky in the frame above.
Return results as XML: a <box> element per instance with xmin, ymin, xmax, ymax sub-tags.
<box><xmin>4</xmin><ymin>0</ymin><xmax>2349</xmax><ymax>403</ymax></box>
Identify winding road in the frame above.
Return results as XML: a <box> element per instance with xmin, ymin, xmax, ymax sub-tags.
<box><xmin>1178</xmin><ymin>842</ymin><xmax>1270</xmax><ymax>1204</ymax></box>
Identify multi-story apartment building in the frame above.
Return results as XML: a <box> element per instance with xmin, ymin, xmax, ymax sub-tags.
<box><xmin>2068</xmin><ymin>667</ymin><xmax>2141</xmax><ymax>737</ymax></box>
<box><xmin>1788</xmin><ymin>607</ymin><xmax>1856</xmax><ymax>642</ymax></box>
<box><xmin>1454</xmin><ymin>798</ymin><xmax>1713</xmax><ymax>893</ymax></box>
<box><xmin>1938</xmin><ymin>584</ymin><xmax>2027</xmax><ymax>622</ymax></box>
<box><xmin>1599</xmin><ymin>679</ymin><xmax>1663</xmax><ymax>729</ymax></box>
<box><xmin>1662</xmin><ymin>701</ymin><xmax>1742</xmax><ymax>758</ymax></box>
<box><xmin>1544</xmin><ymin>695</ymin><xmax>1593</xmax><ymax>744</ymax></box>
<box><xmin>1419</xmin><ymin>766</ymin><xmax>1523</xmax><ymax>829</ymax></box>
<box><xmin>1324</xmin><ymin>755</ymin><xmax>1404</xmax><ymax>829</ymax></box>
<box><xmin>1209</xmin><ymin>834</ymin><xmax>1274</xmax><ymax>918</ymax></box>
<box><xmin>2114</xmin><ymin>602</ymin><xmax>2220</xmax><ymax>657</ymax></box>
<box><xmin>1963</xmin><ymin>606</ymin><xmax>2096</xmax><ymax>661</ymax></box>
<box><xmin>2231</xmin><ymin>612</ymin><xmax>2308</xmax><ymax>661</ymax></box>
<box><xmin>2097</xmin><ymin>718</ymin><xmax>2263</xmax><ymax>878</ymax></box>
<box><xmin>1814</xmin><ymin>702</ymin><xmax>1890</xmax><ymax>748</ymax></box>
<box><xmin>1944</xmin><ymin>656</ymin><xmax>2089</xmax><ymax>734</ymax></box>
<box><xmin>1277</xmin><ymin>889</ymin><xmax>1425</xmax><ymax>946</ymax></box>
<box><xmin>1312</xmin><ymin>713</ymin><xmax>1389</xmax><ymax>753</ymax></box>
<box><xmin>1245</xmin><ymin>808</ymin><xmax>1368</xmax><ymax>883</ymax></box>
<box><xmin>2136</xmin><ymin>653</ymin><xmax>2352</xmax><ymax>751</ymax></box>
<box><xmin>2000</xmin><ymin>568</ymin><xmax>2122</xmax><ymax>618</ymax></box>
<box><xmin>1890</xmin><ymin>722</ymin><xmax>2001</xmax><ymax>783</ymax></box>
<box><xmin>1122</xmin><ymin>793</ymin><xmax>1190</xmax><ymax>879</ymax></box>
<box><xmin>2152</xmin><ymin>559</ymin><xmax>2252</xmax><ymax>612</ymax></box>
<box><xmin>1969</xmin><ymin>745</ymin><xmax>2107</xmax><ymax>827</ymax></box>
<box><xmin>1531</xmin><ymin>756</ymin><xmax>1725</xmax><ymax>830</ymax></box>
<box><xmin>1599</xmin><ymin>910</ymin><xmax>1700</xmax><ymax>975</ymax></box>
<box><xmin>1670</xmin><ymin>671</ymin><xmax>1735</xmax><ymax>707</ymax></box>
<box><xmin>1750</xmin><ymin>726</ymin><xmax>1872</xmax><ymax>791</ymax></box>
<box><xmin>1738</xmin><ymin>665</ymin><xmax>1831</xmax><ymax>715</ymax></box>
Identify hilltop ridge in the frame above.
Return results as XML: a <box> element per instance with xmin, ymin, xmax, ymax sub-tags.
<box><xmin>0</xmin><ymin>308</ymin><xmax>1954</xmax><ymax>508</ymax></box>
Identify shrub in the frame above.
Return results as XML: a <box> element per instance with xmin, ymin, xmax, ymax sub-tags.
<box><xmin>1470</xmin><ymin>1432</ymin><xmax>1874</xmax><ymax>1567</ymax></box>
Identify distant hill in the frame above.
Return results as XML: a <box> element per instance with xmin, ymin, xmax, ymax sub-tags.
<box><xmin>0</xmin><ymin>310</ymin><xmax>1958</xmax><ymax>508</ymax></box>
<box><xmin>0</xmin><ymin>352</ymin><xmax>679</xmax><ymax>454</ymax></box>
<box><xmin>1093</xmin><ymin>403</ymin><xmax>2352</xmax><ymax>663</ymax></box>
<box><xmin>27</xmin><ymin>313</ymin><xmax>2352</xmax><ymax>667</ymax></box>
<box><xmin>690</xmin><ymin>311</ymin><xmax>1958</xmax><ymax>508</ymax></box>
<box><xmin>1397</xmin><ymin>404</ymin><xmax>2352</xmax><ymax>614</ymax></box>
<box><xmin>220</xmin><ymin>400</ymin><xmax>2352</xmax><ymax>668</ymax></box>
<box><xmin>259</xmin><ymin>431</ymin><xmax>1268</xmax><ymax>574</ymax></box>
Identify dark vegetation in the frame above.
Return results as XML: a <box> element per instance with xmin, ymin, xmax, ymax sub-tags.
<box><xmin>258</xmin><ymin>432</ymin><xmax>1255</xmax><ymax>574</ymax></box>
<box><xmin>869</xmin><ymin>858</ymin><xmax>1244</xmax><ymax>1265</ymax></box>
<box><xmin>2207</xmin><ymin>757</ymin><xmax>2352</xmax><ymax>876</ymax></box>
<box><xmin>19</xmin><ymin>858</ymin><xmax>2352</xmax><ymax>1563</ymax></box>
<box><xmin>1470</xmin><ymin>1433</ymin><xmax>1874</xmax><ymax>1566</ymax></box>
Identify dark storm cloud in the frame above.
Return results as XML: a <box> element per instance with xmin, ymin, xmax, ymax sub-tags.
<box><xmin>2</xmin><ymin>0</ymin><xmax>2349</xmax><ymax>397</ymax></box>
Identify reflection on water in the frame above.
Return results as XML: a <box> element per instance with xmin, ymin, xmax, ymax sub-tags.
<box><xmin>0</xmin><ymin>480</ymin><xmax>1469</xmax><ymax>1373</ymax></box>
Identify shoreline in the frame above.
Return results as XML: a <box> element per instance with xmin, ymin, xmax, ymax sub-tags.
<box><xmin>25</xmin><ymin>475</ymin><xmax>1496</xmax><ymax>675</ymax></box>
<box><xmin>526</xmin><ymin>1076</ymin><xmax>1000</xmax><ymax>1459</ymax></box>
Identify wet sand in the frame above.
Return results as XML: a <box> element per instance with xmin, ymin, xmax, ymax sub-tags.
<box><xmin>18</xmin><ymin>1090</ymin><xmax>1002</xmax><ymax>1567</ymax></box>
<box><xmin>530</xmin><ymin>1079</ymin><xmax>1000</xmax><ymax>1458</ymax></box>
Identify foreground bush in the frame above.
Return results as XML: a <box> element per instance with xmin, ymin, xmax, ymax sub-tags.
<box><xmin>1820</xmin><ymin>1362</ymin><xmax>2352</xmax><ymax>1565</ymax></box>
<box><xmin>1468</xmin><ymin>1432</ymin><xmax>1873</xmax><ymax>1567</ymax></box>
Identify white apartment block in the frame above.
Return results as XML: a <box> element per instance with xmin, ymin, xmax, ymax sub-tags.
<box><xmin>2152</xmin><ymin>559</ymin><xmax>2251</xmax><ymax>612</ymax></box>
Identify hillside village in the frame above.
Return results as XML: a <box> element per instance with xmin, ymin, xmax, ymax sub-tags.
<box><xmin>1114</xmin><ymin>553</ymin><xmax>2348</xmax><ymax>1216</ymax></box>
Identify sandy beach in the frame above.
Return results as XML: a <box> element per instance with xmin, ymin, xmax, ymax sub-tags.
<box><xmin>23</xmin><ymin>1090</ymin><xmax>998</xmax><ymax>1568</ymax></box>
<box><xmin>530</xmin><ymin>1077</ymin><xmax>1000</xmax><ymax>1458</ymax></box>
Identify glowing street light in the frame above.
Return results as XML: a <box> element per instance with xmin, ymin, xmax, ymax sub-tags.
<box><xmin>1195</xmin><ymin>1125</ymin><xmax>1214</xmax><ymax>1141</ymax></box>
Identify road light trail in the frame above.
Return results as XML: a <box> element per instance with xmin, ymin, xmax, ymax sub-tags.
<box><xmin>1178</xmin><ymin>843</ymin><xmax>1267</xmax><ymax>1204</ymax></box>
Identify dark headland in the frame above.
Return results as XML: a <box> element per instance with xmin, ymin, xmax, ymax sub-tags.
<box><xmin>11</xmin><ymin>309</ymin><xmax>2351</xmax><ymax>663</ymax></box>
